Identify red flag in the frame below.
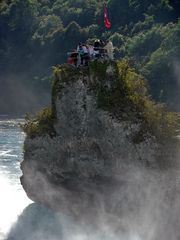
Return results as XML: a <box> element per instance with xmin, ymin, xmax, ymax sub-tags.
<box><xmin>104</xmin><ymin>4</ymin><xmax>111</xmax><ymax>29</ymax></box>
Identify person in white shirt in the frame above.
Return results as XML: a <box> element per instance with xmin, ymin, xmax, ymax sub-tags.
<box><xmin>104</xmin><ymin>40</ymin><xmax>114</xmax><ymax>60</ymax></box>
<box><xmin>82</xmin><ymin>44</ymin><xmax>89</xmax><ymax>66</ymax></box>
<box><xmin>87</xmin><ymin>44</ymin><xmax>94</xmax><ymax>59</ymax></box>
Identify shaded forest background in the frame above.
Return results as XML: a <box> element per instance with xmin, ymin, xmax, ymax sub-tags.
<box><xmin>0</xmin><ymin>0</ymin><xmax>180</xmax><ymax>115</ymax></box>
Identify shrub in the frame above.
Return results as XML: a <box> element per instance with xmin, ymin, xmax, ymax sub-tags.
<box><xmin>90</xmin><ymin>60</ymin><xmax>180</xmax><ymax>142</ymax></box>
<box><xmin>21</xmin><ymin>107</ymin><xmax>56</xmax><ymax>138</ymax></box>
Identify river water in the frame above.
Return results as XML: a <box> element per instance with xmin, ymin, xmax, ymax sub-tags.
<box><xmin>0</xmin><ymin>118</ymin><xmax>32</xmax><ymax>239</ymax></box>
<box><xmin>0</xmin><ymin>118</ymin><xmax>89</xmax><ymax>240</ymax></box>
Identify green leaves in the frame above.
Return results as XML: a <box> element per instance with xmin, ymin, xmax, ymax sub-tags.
<box><xmin>32</xmin><ymin>15</ymin><xmax>63</xmax><ymax>44</ymax></box>
<box><xmin>22</xmin><ymin>107</ymin><xmax>56</xmax><ymax>138</ymax></box>
<box><xmin>0</xmin><ymin>0</ymin><xmax>180</xmax><ymax>114</ymax></box>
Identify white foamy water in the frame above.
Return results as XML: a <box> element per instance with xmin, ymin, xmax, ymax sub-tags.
<box><xmin>0</xmin><ymin>118</ymin><xmax>32</xmax><ymax>239</ymax></box>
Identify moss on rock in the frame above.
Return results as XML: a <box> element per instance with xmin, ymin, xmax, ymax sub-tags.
<box><xmin>89</xmin><ymin>60</ymin><xmax>180</xmax><ymax>143</ymax></box>
<box><xmin>23</xmin><ymin>61</ymin><xmax>180</xmax><ymax>143</ymax></box>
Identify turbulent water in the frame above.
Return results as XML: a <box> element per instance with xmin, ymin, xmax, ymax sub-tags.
<box><xmin>0</xmin><ymin>118</ymin><xmax>31</xmax><ymax>239</ymax></box>
<box><xmin>1</xmin><ymin>118</ymin><xmax>180</xmax><ymax>240</ymax></box>
<box><xmin>0</xmin><ymin>118</ymin><xmax>88</xmax><ymax>240</ymax></box>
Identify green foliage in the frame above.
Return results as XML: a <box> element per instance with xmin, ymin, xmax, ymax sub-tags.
<box><xmin>90</xmin><ymin>60</ymin><xmax>180</xmax><ymax>142</ymax></box>
<box><xmin>90</xmin><ymin>60</ymin><xmax>145</xmax><ymax>114</ymax></box>
<box><xmin>143</xmin><ymin>21</ymin><xmax>180</xmax><ymax>105</ymax></box>
<box><xmin>32</xmin><ymin>14</ymin><xmax>64</xmax><ymax>44</ymax></box>
<box><xmin>21</xmin><ymin>107</ymin><xmax>56</xmax><ymax>138</ymax></box>
<box><xmin>126</xmin><ymin>24</ymin><xmax>164</xmax><ymax>58</ymax></box>
<box><xmin>24</xmin><ymin>60</ymin><xmax>180</xmax><ymax>143</ymax></box>
<box><xmin>140</xmin><ymin>102</ymin><xmax>180</xmax><ymax>143</ymax></box>
<box><xmin>0</xmin><ymin>0</ymin><xmax>180</xmax><ymax>113</ymax></box>
<box><xmin>130</xmin><ymin>15</ymin><xmax>155</xmax><ymax>35</ymax></box>
<box><xmin>109</xmin><ymin>33</ymin><xmax>124</xmax><ymax>47</ymax></box>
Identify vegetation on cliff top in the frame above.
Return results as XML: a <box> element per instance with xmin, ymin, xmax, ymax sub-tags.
<box><xmin>22</xmin><ymin>107</ymin><xmax>56</xmax><ymax>138</ymax></box>
<box><xmin>23</xmin><ymin>60</ymin><xmax>180</xmax><ymax>143</ymax></box>
<box><xmin>89</xmin><ymin>60</ymin><xmax>180</xmax><ymax>143</ymax></box>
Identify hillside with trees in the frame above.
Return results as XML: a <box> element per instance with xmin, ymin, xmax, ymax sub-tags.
<box><xmin>0</xmin><ymin>0</ymin><xmax>179</xmax><ymax>114</ymax></box>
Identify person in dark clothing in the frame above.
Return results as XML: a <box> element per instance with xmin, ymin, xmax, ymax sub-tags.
<box><xmin>82</xmin><ymin>44</ymin><xmax>89</xmax><ymax>66</ymax></box>
<box><xmin>77</xmin><ymin>43</ymin><xmax>84</xmax><ymax>65</ymax></box>
<box><xmin>94</xmin><ymin>39</ymin><xmax>101</xmax><ymax>58</ymax></box>
<box><xmin>99</xmin><ymin>39</ymin><xmax>106</xmax><ymax>57</ymax></box>
<box><xmin>94</xmin><ymin>39</ymin><xmax>100</xmax><ymax>51</ymax></box>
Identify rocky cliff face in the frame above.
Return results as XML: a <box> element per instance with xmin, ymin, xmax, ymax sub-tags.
<box><xmin>21</xmin><ymin>61</ymin><xmax>179</xmax><ymax>220</ymax></box>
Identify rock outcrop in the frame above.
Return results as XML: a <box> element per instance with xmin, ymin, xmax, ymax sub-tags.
<box><xmin>21</xmin><ymin>60</ymin><xmax>179</xmax><ymax>218</ymax></box>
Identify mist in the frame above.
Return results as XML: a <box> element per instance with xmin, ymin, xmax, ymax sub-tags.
<box><xmin>0</xmin><ymin>72</ymin><xmax>50</xmax><ymax>116</ymax></box>
<box><xmin>174</xmin><ymin>60</ymin><xmax>180</xmax><ymax>88</ymax></box>
<box><xmin>6</xmin><ymin>164</ymin><xmax>180</xmax><ymax>240</ymax></box>
<box><xmin>168</xmin><ymin>59</ymin><xmax>180</xmax><ymax>111</ymax></box>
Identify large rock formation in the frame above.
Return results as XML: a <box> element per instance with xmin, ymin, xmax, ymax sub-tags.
<box><xmin>21</xmin><ymin>60</ymin><xmax>179</xmax><ymax>221</ymax></box>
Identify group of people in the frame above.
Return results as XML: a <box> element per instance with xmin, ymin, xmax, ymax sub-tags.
<box><xmin>67</xmin><ymin>39</ymin><xmax>114</xmax><ymax>67</ymax></box>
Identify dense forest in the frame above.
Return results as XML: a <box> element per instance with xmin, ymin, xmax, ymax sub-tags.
<box><xmin>0</xmin><ymin>0</ymin><xmax>180</xmax><ymax>114</ymax></box>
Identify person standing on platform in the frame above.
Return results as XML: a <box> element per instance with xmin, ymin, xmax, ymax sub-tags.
<box><xmin>104</xmin><ymin>40</ymin><xmax>114</xmax><ymax>60</ymax></box>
